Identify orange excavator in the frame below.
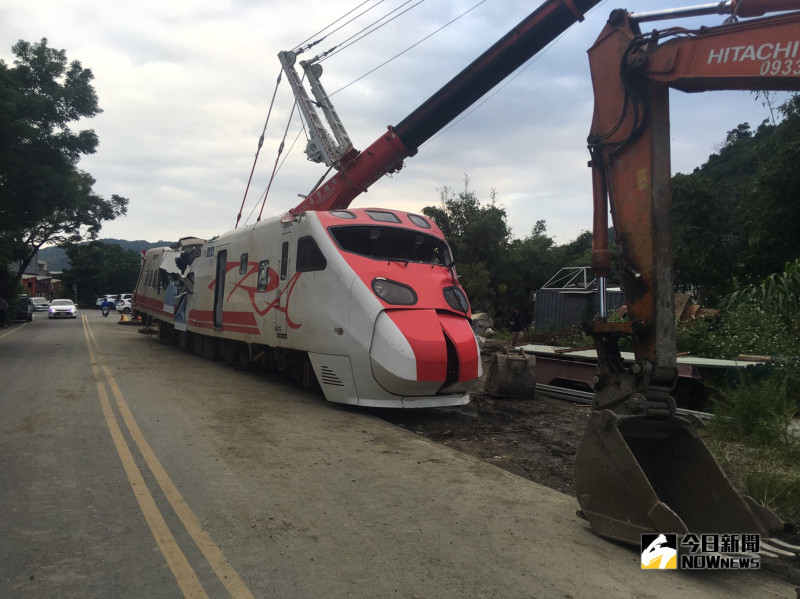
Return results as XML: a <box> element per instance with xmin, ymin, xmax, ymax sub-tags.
<box><xmin>268</xmin><ymin>0</ymin><xmax>800</xmax><ymax>545</ymax></box>
<box><xmin>575</xmin><ymin>1</ymin><xmax>800</xmax><ymax>544</ymax></box>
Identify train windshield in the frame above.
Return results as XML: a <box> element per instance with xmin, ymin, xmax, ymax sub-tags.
<box><xmin>328</xmin><ymin>225</ymin><xmax>453</xmax><ymax>266</ymax></box>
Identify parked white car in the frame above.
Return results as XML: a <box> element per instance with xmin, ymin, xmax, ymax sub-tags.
<box><xmin>96</xmin><ymin>294</ymin><xmax>117</xmax><ymax>307</ymax></box>
<box><xmin>115</xmin><ymin>297</ymin><xmax>132</xmax><ymax>314</ymax></box>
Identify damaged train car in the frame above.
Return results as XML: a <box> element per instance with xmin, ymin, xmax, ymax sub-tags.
<box><xmin>133</xmin><ymin>208</ymin><xmax>482</xmax><ymax>408</ymax></box>
<box><xmin>134</xmin><ymin>0</ymin><xmax>602</xmax><ymax>409</ymax></box>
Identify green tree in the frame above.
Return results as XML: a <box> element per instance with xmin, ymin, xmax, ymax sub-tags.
<box><xmin>0</xmin><ymin>38</ymin><xmax>128</xmax><ymax>296</ymax></box>
<box><xmin>423</xmin><ymin>177</ymin><xmax>579</xmax><ymax>324</ymax></box>
<box><xmin>671</xmin><ymin>94</ymin><xmax>800</xmax><ymax>303</ymax></box>
<box><xmin>550</xmin><ymin>230</ymin><xmax>593</xmax><ymax>271</ymax></box>
<box><xmin>61</xmin><ymin>242</ymin><xmax>141</xmax><ymax>306</ymax></box>
<box><xmin>671</xmin><ymin>173</ymin><xmax>733</xmax><ymax>302</ymax></box>
<box><xmin>502</xmin><ymin>221</ymin><xmax>558</xmax><ymax>318</ymax></box>
<box><xmin>423</xmin><ymin>176</ymin><xmax>512</xmax><ymax>315</ymax></box>
<box><xmin>746</xmin><ymin>96</ymin><xmax>800</xmax><ymax>277</ymax></box>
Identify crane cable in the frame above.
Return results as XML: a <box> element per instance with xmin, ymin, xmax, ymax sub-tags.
<box><xmin>241</xmin><ymin>129</ymin><xmax>304</xmax><ymax>227</ymax></box>
<box><xmin>293</xmin><ymin>0</ymin><xmax>388</xmax><ymax>54</ymax></box>
<box><xmin>244</xmin><ymin>0</ymin><xmax>487</xmax><ymax>221</ymax></box>
<box><xmin>316</xmin><ymin>0</ymin><xmax>426</xmax><ymax>63</ymax></box>
<box><xmin>256</xmin><ymin>99</ymin><xmax>301</xmax><ymax>223</ymax></box>
<box><xmin>235</xmin><ymin>71</ymin><xmax>282</xmax><ymax>229</ymax></box>
<box><xmin>240</xmin><ymin>1</ymin><xmax>396</xmax><ymax>224</ymax></box>
<box><xmin>243</xmin><ymin>0</ymin><xmax>427</xmax><ymax>221</ymax></box>
<box><xmin>331</xmin><ymin>0</ymin><xmax>487</xmax><ymax>96</ymax></box>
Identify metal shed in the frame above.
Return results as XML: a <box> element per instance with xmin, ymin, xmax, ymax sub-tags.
<box><xmin>532</xmin><ymin>267</ymin><xmax>624</xmax><ymax>329</ymax></box>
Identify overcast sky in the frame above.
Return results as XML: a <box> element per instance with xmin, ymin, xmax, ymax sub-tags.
<box><xmin>1</xmin><ymin>1</ymin><xmax>789</xmax><ymax>245</ymax></box>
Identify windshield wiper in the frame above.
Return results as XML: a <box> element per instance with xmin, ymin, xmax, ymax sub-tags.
<box><xmin>385</xmin><ymin>257</ymin><xmax>410</xmax><ymax>266</ymax></box>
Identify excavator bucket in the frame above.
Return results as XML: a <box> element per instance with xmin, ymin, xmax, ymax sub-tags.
<box><xmin>573</xmin><ymin>410</ymin><xmax>783</xmax><ymax>545</ymax></box>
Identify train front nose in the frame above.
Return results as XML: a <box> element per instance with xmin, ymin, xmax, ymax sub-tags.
<box><xmin>369</xmin><ymin>309</ymin><xmax>481</xmax><ymax>396</ymax></box>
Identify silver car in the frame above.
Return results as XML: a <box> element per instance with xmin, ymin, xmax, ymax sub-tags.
<box><xmin>48</xmin><ymin>299</ymin><xmax>78</xmax><ymax>319</ymax></box>
<box><xmin>31</xmin><ymin>297</ymin><xmax>50</xmax><ymax>311</ymax></box>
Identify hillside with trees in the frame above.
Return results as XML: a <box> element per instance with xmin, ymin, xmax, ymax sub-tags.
<box><xmin>672</xmin><ymin>95</ymin><xmax>800</xmax><ymax>304</ymax></box>
<box><xmin>39</xmin><ymin>239</ymin><xmax>174</xmax><ymax>272</ymax></box>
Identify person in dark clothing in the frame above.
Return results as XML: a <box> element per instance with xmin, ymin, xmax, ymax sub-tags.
<box><xmin>509</xmin><ymin>308</ymin><xmax>525</xmax><ymax>347</ymax></box>
<box><xmin>0</xmin><ymin>297</ymin><xmax>8</xmax><ymax>327</ymax></box>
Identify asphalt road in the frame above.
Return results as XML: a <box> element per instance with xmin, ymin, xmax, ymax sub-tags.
<box><xmin>0</xmin><ymin>310</ymin><xmax>795</xmax><ymax>598</ymax></box>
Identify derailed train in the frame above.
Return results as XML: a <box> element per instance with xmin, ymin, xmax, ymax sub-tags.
<box><xmin>134</xmin><ymin>0</ymin><xmax>599</xmax><ymax>408</ymax></box>
<box><xmin>133</xmin><ymin>208</ymin><xmax>481</xmax><ymax>408</ymax></box>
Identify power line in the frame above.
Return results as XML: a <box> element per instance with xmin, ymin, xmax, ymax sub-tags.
<box><xmin>318</xmin><ymin>0</ymin><xmax>425</xmax><ymax>62</ymax></box>
<box><xmin>245</xmin><ymin>0</ymin><xmax>497</xmax><ymax>220</ymax></box>
<box><xmin>292</xmin><ymin>0</ymin><xmax>388</xmax><ymax>54</ymax></box>
<box><xmin>331</xmin><ymin>0</ymin><xmax>488</xmax><ymax>96</ymax></box>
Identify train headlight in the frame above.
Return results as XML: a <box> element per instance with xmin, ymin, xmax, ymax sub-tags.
<box><xmin>443</xmin><ymin>286</ymin><xmax>470</xmax><ymax>313</ymax></box>
<box><xmin>371</xmin><ymin>278</ymin><xmax>417</xmax><ymax>305</ymax></box>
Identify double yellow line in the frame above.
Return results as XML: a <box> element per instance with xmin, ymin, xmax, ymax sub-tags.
<box><xmin>82</xmin><ymin>315</ymin><xmax>254</xmax><ymax>599</ymax></box>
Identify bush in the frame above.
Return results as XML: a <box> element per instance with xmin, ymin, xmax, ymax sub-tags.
<box><xmin>527</xmin><ymin>323</ymin><xmax>591</xmax><ymax>348</ymax></box>
<box><xmin>677</xmin><ymin>305</ymin><xmax>800</xmax><ymax>359</ymax></box>
<box><xmin>710</xmin><ymin>373</ymin><xmax>797</xmax><ymax>446</ymax></box>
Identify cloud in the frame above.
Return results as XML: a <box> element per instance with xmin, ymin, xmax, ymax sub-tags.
<box><xmin>1</xmin><ymin>1</ymin><xmax>788</xmax><ymax>245</ymax></box>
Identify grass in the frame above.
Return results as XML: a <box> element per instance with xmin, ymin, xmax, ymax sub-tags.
<box><xmin>525</xmin><ymin>319</ymin><xmax>800</xmax><ymax>526</ymax></box>
<box><xmin>705</xmin><ymin>435</ymin><xmax>800</xmax><ymax>524</ymax></box>
<box><xmin>698</xmin><ymin>370</ymin><xmax>800</xmax><ymax>524</ymax></box>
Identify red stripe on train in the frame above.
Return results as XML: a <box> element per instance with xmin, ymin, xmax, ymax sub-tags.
<box><xmin>188</xmin><ymin>309</ymin><xmax>258</xmax><ymax>326</ymax></box>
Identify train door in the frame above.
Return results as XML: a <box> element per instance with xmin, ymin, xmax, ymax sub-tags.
<box><xmin>213</xmin><ymin>249</ymin><xmax>227</xmax><ymax>328</ymax></box>
<box><xmin>275</xmin><ymin>230</ymin><xmax>291</xmax><ymax>338</ymax></box>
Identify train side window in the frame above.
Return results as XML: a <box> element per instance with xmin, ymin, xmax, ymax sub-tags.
<box><xmin>239</xmin><ymin>253</ymin><xmax>248</xmax><ymax>275</ymax></box>
<box><xmin>257</xmin><ymin>260</ymin><xmax>270</xmax><ymax>291</ymax></box>
<box><xmin>296</xmin><ymin>237</ymin><xmax>327</xmax><ymax>272</ymax></box>
<box><xmin>280</xmin><ymin>241</ymin><xmax>289</xmax><ymax>280</ymax></box>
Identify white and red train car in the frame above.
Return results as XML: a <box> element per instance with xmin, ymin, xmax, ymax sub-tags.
<box><xmin>133</xmin><ymin>207</ymin><xmax>481</xmax><ymax>408</ymax></box>
<box><xmin>130</xmin><ymin>1</ymin><xmax>602</xmax><ymax>409</ymax></box>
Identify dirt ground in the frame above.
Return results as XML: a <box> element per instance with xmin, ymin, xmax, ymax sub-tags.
<box><xmin>379</xmin><ymin>339</ymin><xmax>800</xmax><ymax>588</ymax></box>
<box><xmin>383</xmin><ymin>388</ymin><xmax>587</xmax><ymax>496</ymax></box>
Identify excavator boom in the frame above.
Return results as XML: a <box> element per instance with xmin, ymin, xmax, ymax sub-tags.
<box><xmin>575</xmin><ymin>3</ymin><xmax>800</xmax><ymax>544</ymax></box>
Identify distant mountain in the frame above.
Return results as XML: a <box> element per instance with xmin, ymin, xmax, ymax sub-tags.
<box><xmin>39</xmin><ymin>239</ymin><xmax>175</xmax><ymax>272</ymax></box>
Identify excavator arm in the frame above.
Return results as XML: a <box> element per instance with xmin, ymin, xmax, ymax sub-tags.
<box><xmin>575</xmin><ymin>2</ymin><xmax>800</xmax><ymax>544</ymax></box>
